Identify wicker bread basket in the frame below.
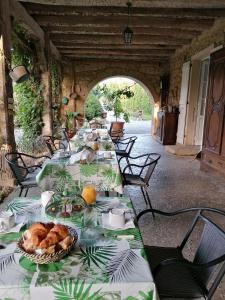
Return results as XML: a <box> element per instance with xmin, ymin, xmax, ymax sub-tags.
<box><xmin>17</xmin><ymin>226</ymin><xmax>78</xmax><ymax>264</ymax></box>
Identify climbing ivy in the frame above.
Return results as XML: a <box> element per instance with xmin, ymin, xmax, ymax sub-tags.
<box><xmin>50</xmin><ymin>59</ymin><xmax>61</xmax><ymax>128</ymax></box>
<box><xmin>12</xmin><ymin>23</ymin><xmax>44</xmax><ymax>151</ymax></box>
<box><xmin>50</xmin><ymin>59</ymin><xmax>60</xmax><ymax>100</ymax></box>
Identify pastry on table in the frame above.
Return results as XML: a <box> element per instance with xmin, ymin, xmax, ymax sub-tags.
<box><xmin>22</xmin><ymin>222</ymin><xmax>74</xmax><ymax>255</ymax></box>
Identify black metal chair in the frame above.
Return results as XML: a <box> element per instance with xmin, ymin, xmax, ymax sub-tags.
<box><xmin>120</xmin><ymin>153</ymin><xmax>160</xmax><ymax>215</ymax></box>
<box><xmin>115</xmin><ymin>136</ymin><xmax>137</xmax><ymax>164</ymax></box>
<box><xmin>137</xmin><ymin>207</ymin><xmax>225</xmax><ymax>299</ymax></box>
<box><xmin>5</xmin><ymin>152</ymin><xmax>50</xmax><ymax>197</ymax></box>
<box><xmin>43</xmin><ymin>135</ymin><xmax>66</xmax><ymax>157</ymax></box>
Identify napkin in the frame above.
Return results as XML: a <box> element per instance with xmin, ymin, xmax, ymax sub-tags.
<box><xmin>0</xmin><ymin>222</ymin><xmax>24</xmax><ymax>234</ymax></box>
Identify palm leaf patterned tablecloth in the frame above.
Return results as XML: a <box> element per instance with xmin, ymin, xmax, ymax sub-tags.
<box><xmin>0</xmin><ymin>196</ymin><xmax>157</xmax><ymax>300</ymax></box>
<box><xmin>36</xmin><ymin>155</ymin><xmax>123</xmax><ymax>195</ymax></box>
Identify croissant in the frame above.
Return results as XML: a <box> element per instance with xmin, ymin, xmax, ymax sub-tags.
<box><xmin>58</xmin><ymin>235</ymin><xmax>74</xmax><ymax>250</ymax></box>
<box><xmin>24</xmin><ymin>228</ymin><xmax>47</xmax><ymax>241</ymax></box>
<box><xmin>44</xmin><ymin>245</ymin><xmax>56</xmax><ymax>254</ymax></box>
<box><xmin>44</xmin><ymin>222</ymin><xmax>55</xmax><ymax>232</ymax></box>
<box><xmin>50</xmin><ymin>224</ymin><xmax>69</xmax><ymax>239</ymax></box>
<box><xmin>29</xmin><ymin>223</ymin><xmax>47</xmax><ymax>233</ymax></box>
<box><xmin>38</xmin><ymin>231</ymin><xmax>61</xmax><ymax>249</ymax></box>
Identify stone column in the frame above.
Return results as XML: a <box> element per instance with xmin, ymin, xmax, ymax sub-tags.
<box><xmin>0</xmin><ymin>0</ymin><xmax>16</xmax><ymax>149</ymax></box>
<box><xmin>41</xmin><ymin>31</ymin><xmax>53</xmax><ymax>136</ymax></box>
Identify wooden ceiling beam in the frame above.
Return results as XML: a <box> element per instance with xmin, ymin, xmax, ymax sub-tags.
<box><xmin>23</xmin><ymin>3</ymin><xmax>225</xmax><ymax>19</ymax></box>
<box><xmin>41</xmin><ymin>26</ymin><xmax>201</xmax><ymax>39</ymax></box>
<box><xmin>18</xmin><ymin>0</ymin><xmax>225</xmax><ymax>9</ymax></box>
<box><xmin>59</xmin><ymin>49</ymin><xmax>175</xmax><ymax>56</ymax></box>
<box><xmin>34</xmin><ymin>15</ymin><xmax>214</xmax><ymax>30</ymax></box>
<box><xmin>54</xmin><ymin>43</ymin><xmax>178</xmax><ymax>50</ymax></box>
<box><xmin>64</xmin><ymin>55</ymin><xmax>169</xmax><ymax>62</ymax></box>
<box><xmin>50</xmin><ymin>34</ymin><xmax>191</xmax><ymax>45</ymax></box>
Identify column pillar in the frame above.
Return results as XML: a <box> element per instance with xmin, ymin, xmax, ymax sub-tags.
<box><xmin>0</xmin><ymin>0</ymin><xmax>16</xmax><ymax>149</ymax></box>
<box><xmin>41</xmin><ymin>31</ymin><xmax>53</xmax><ymax>135</ymax></box>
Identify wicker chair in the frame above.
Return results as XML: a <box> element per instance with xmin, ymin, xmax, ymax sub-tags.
<box><xmin>137</xmin><ymin>207</ymin><xmax>225</xmax><ymax>299</ymax></box>
<box><xmin>120</xmin><ymin>153</ymin><xmax>160</xmax><ymax>215</ymax></box>
<box><xmin>5</xmin><ymin>152</ymin><xmax>50</xmax><ymax>197</ymax></box>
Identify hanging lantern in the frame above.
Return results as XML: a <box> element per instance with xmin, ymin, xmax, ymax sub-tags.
<box><xmin>123</xmin><ymin>26</ymin><xmax>133</xmax><ymax>44</ymax></box>
<box><xmin>122</xmin><ymin>2</ymin><xmax>133</xmax><ymax>45</ymax></box>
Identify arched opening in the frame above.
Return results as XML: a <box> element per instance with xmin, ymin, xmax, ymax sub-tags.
<box><xmin>85</xmin><ymin>76</ymin><xmax>155</xmax><ymax>134</ymax></box>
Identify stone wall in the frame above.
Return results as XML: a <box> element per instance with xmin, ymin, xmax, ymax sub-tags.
<box><xmin>169</xmin><ymin>18</ymin><xmax>225</xmax><ymax>105</ymax></box>
<box><xmin>61</xmin><ymin>59</ymin><xmax>168</xmax><ymax>117</ymax></box>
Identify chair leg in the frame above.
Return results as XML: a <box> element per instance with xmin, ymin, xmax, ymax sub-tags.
<box><xmin>141</xmin><ymin>186</ymin><xmax>148</xmax><ymax>206</ymax></box>
<box><xmin>144</xmin><ymin>186</ymin><xmax>155</xmax><ymax>219</ymax></box>
<box><xmin>24</xmin><ymin>188</ymin><xmax>29</xmax><ymax>197</ymax></box>
<box><xmin>19</xmin><ymin>187</ymin><xmax>24</xmax><ymax>197</ymax></box>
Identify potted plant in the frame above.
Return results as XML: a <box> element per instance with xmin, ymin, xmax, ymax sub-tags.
<box><xmin>65</xmin><ymin>111</ymin><xmax>79</xmax><ymax>138</ymax></box>
<box><xmin>100</xmin><ymin>85</ymin><xmax>134</xmax><ymax>132</ymax></box>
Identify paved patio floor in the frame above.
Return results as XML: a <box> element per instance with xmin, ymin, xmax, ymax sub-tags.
<box><xmin>2</xmin><ymin>133</ymin><xmax>225</xmax><ymax>299</ymax></box>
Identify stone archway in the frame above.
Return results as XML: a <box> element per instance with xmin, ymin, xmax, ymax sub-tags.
<box><xmin>62</xmin><ymin>60</ymin><xmax>161</xmax><ymax>119</ymax></box>
<box><xmin>86</xmin><ymin>72</ymin><xmax>157</xmax><ymax>104</ymax></box>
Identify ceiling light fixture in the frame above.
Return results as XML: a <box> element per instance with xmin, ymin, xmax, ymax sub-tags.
<box><xmin>123</xmin><ymin>1</ymin><xmax>133</xmax><ymax>44</ymax></box>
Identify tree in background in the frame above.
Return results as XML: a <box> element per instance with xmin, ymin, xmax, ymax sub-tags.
<box><xmin>85</xmin><ymin>80</ymin><xmax>152</xmax><ymax>122</ymax></box>
<box><xmin>85</xmin><ymin>90</ymin><xmax>103</xmax><ymax>121</ymax></box>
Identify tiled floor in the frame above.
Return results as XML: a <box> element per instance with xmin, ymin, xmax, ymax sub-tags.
<box><xmin>2</xmin><ymin>133</ymin><xmax>225</xmax><ymax>299</ymax></box>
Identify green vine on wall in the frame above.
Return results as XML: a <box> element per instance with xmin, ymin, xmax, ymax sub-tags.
<box><xmin>50</xmin><ymin>58</ymin><xmax>61</xmax><ymax>128</ymax></box>
<box><xmin>12</xmin><ymin>22</ymin><xmax>44</xmax><ymax>151</ymax></box>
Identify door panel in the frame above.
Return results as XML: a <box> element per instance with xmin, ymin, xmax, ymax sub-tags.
<box><xmin>177</xmin><ymin>61</ymin><xmax>191</xmax><ymax>144</ymax></box>
<box><xmin>194</xmin><ymin>59</ymin><xmax>209</xmax><ymax>146</ymax></box>
<box><xmin>203</xmin><ymin>52</ymin><xmax>225</xmax><ymax>155</ymax></box>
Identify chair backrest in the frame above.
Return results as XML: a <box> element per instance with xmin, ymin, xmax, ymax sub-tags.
<box><xmin>5</xmin><ymin>152</ymin><xmax>28</xmax><ymax>184</ymax></box>
<box><xmin>179</xmin><ymin>211</ymin><xmax>225</xmax><ymax>298</ymax></box>
<box><xmin>62</xmin><ymin>129</ymin><xmax>70</xmax><ymax>143</ymax></box>
<box><xmin>193</xmin><ymin>215</ymin><xmax>225</xmax><ymax>296</ymax></box>
<box><xmin>44</xmin><ymin>140</ymin><xmax>54</xmax><ymax>156</ymax></box>
<box><xmin>124</xmin><ymin>136</ymin><xmax>137</xmax><ymax>154</ymax></box>
<box><xmin>141</xmin><ymin>153</ymin><xmax>160</xmax><ymax>184</ymax></box>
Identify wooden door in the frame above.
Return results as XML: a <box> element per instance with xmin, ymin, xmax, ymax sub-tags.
<box><xmin>177</xmin><ymin>61</ymin><xmax>191</xmax><ymax>144</ymax></box>
<box><xmin>194</xmin><ymin>59</ymin><xmax>210</xmax><ymax>146</ymax></box>
<box><xmin>203</xmin><ymin>50</ymin><xmax>225</xmax><ymax>154</ymax></box>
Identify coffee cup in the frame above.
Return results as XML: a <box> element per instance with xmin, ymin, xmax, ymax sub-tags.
<box><xmin>41</xmin><ymin>191</ymin><xmax>55</xmax><ymax>207</ymax></box>
<box><xmin>109</xmin><ymin>209</ymin><xmax>125</xmax><ymax>228</ymax></box>
<box><xmin>0</xmin><ymin>211</ymin><xmax>15</xmax><ymax>232</ymax></box>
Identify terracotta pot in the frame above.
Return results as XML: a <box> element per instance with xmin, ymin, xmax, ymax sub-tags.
<box><xmin>110</xmin><ymin>121</ymin><xmax>124</xmax><ymax>136</ymax></box>
<box><xmin>9</xmin><ymin>65</ymin><xmax>29</xmax><ymax>83</ymax></box>
<box><xmin>67</xmin><ymin>130</ymin><xmax>75</xmax><ymax>139</ymax></box>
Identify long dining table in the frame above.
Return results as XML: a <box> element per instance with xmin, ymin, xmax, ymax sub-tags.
<box><xmin>36</xmin><ymin>129</ymin><xmax>123</xmax><ymax>195</ymax></box>
<box><xmin>0</xmin><ymin>128</ymin><xmax>158</xmax><ymax>300</ymax></box>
